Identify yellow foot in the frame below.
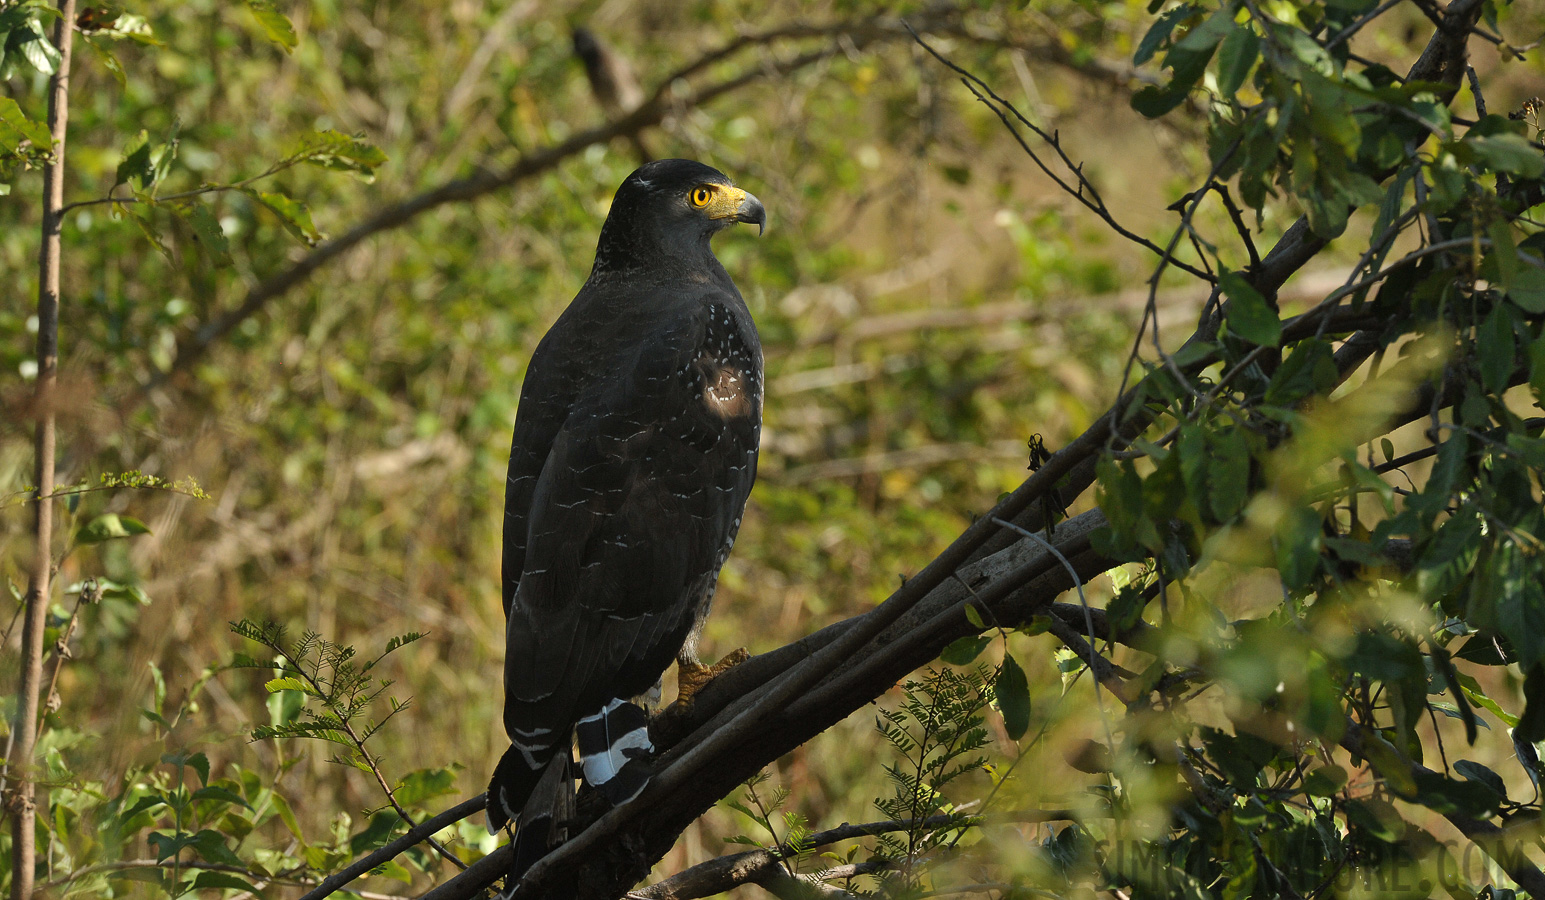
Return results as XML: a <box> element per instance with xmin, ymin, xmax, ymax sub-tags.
<box><xmin>675</xmin><ymin>648</ymin><xmax>749</xmax><ymax>707</ymax></box>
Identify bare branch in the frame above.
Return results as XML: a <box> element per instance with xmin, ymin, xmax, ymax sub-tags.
<box><xmin>9</xmin><ymin>7</ymin><xmax>77</xmax><ymax>900</ymax></box>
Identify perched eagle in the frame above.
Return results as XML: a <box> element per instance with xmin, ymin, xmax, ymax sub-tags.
<box><xmin>489</xmin><ymin>159</ymin><xmax>766</xmax><ymax>875</ymax></box>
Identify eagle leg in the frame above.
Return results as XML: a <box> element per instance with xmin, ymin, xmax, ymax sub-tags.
<box><xmin>674</xmin><ymin>648</ymin><xmax>749</xmax><ymax>706</ymax></box>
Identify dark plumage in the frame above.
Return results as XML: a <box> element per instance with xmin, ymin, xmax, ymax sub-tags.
<box><xmin>489</xmin><ymin>159</ymin><xmax>766</xmax><ymax>879</ymax></box>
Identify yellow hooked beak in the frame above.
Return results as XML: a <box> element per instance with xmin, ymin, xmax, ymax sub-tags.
<box><xmin>706</xmin><ymin>186</ymin><xmax>767</xmax><ymax>235</ymax></box>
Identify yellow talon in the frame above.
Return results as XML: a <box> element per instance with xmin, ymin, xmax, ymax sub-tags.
<box><xmin>675</xmin><ymin>648</ymin><xmax>750</xmax><ymax>706</ymax></box>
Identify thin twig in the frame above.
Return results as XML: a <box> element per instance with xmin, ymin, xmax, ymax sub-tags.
<box><xmin>10</xmin><ymin>7</ymin><xmax>76</xmax><ymax>900</ymax></box>
<box><xmin>910</xmin><ymin>27</ymin><xmax>1214</xmax><ymax>284</ymax></box>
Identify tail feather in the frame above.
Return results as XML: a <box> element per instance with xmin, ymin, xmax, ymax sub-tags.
<box><xmin>574</xmin><ymin>698</ymin><xmax>654</xmax><ymax>805</ymax></box>
<box><xmin>504</xmin><ymin>752</ymin><xmax>574</xmax><ymax>891</ymax></box>
<box><xmin>488</xmin><ymin>697</ymin><xmax>655</xmax><ymax>895</ymax></box>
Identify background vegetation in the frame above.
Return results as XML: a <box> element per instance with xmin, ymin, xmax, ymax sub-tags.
<box><xmin>3</xmin><ymin>0</ymin><xmax>1545</xmax><ymax>897</ymax></box>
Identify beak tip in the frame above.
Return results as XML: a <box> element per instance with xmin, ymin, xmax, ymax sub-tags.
<box><xmin>737</xmin><ymin>191</ymin><xmax>767</xmax><ymax>236</ymax></box>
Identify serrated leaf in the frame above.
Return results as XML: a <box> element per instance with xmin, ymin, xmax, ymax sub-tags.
<box><xmin>994</xmin><ymin>654</ymin><xmax>1031</xmax><ymax>740</ymax></box>
<box><xmin>297</xmin><ymin>129</ymin><xmax>387</xmax><ymax>181</ymax></box>
<box><xmin>245</xmin><ymin>1</ymin><xmax>297</xmax><ymax>52</ymax></box>
<box><xmin>245</xmin><ymin>188</ymin><xmax>321</xmax><ymax>245</ymax></box>
<box><xmin>76</xmin><ymin>513</ymin><xmax>152</xmax><ymax>544</ymax></box>
<box><xmin>177</xmin><ymin>201</ymin><xmax>232</xmax><ymax>267</ymax></box>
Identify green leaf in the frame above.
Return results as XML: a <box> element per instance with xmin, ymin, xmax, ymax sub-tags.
<box><xmin>1477</xmin><ymin>303</ymin><xmax>1515</xmax><ymax>394</ymax></box>
<box><xmin>147</xmin><ymin>830</ymin><xmax>194</xmax><ymax>862</ymax></box>
<box><xmin>16</xmin><ymin>23</ymin><xmax>60</xmax><ymax>75</ymax></box>
<box><xmin>0</xmin><ymin>96</ymin><xmax>50</xmax><ymax>152</ymax></box>
<box><xmin>296</xmin><ymin>129</ymin><xmax>387</xmax><ymax>181</ymax></box>
<box><xmin>120</xmin><ymin>201</ymin><xmax>171</xmax><ymax>259</ymax></box>
<box><xmin>1215</xmin><ymin>24</ymin><xmax>1259</xmax><ymax>98</ymax></box>
<box><xmin>994</xmin><ymin>653</ymin><xmax>1031</xmax><ymax>740</ymax></box>
<box><xmin>76</xmin><ymin>513</ymin><xmax>152</xmax><ymax>544</ymax></box>
<box><xmin>1469</xmin><ymin>133</ymin><xmax>1545</xmax><ymax>178</ymax></box>
<box><xmin>177</xmin><ymin>201</ymin><xmax>233</xmax><ymax>267</ymax></box>
<box><xmin>1346</xmin><ymin>797</ymin><xmax>1405</xmax><ymax>842</ymax></box>
<box><xmin>1301</xmin><ymin>764</ymin><xmax>1347</xmax><ymax>797</ymax></box>
<box><xmin>1454</xmin><ymin>760</ymin><xmax>1507</xmax><ymax>801</ymax></box>
<box><xmin>245</xmin><ymin>1</ymin><xmax>297</xmax><ymax>52</ymax></box>
<box><xmin>349</xmin><ymin>811</ymin><xmax>400</xmax><ymax>855</ymax></box>
<box><xmin>81</xmin><ymin>33</ymin><xmax>125</xmax><ymax>87</ymax></box>
<box><xmin>114</xmin><ymin>131</ymin><xmax>152</xmax><ymax>189</ymax></box>
<box><xmin>1357</xmin><ymin>730</ymin><xmax>1418</xmax><ymax>797</ymax></box>
<box><xmin>1489</xmin><ymin>219</ymin><xmax>1519</xmax><ymax>288</ymax></box>
<box><xmin>190</xmin><ymin>785</ymin><xmax>252</xmax><ymax>809</ymax></box>
<box><xmin>270</xmin><ymin>792</ymin><xmax>303</xmax><ymax>839</ymax></box>
<box><xmin>1221</xmin><ymin>270</ymin><xmax>1280</xmax><ymax>346</ymax></box>
<box><xmin>940</xmin><ymin>634</ymin><xmax>991</xmax><ymax>665</ymax></box>
<box><xmin>264</xmin><ymin>676</ymin><xmax>317</xmax><ymax>695</ymax></box>
<box><xmin>1507</xmin><ymin>267</ymin><xmax>1545</xmax><ymax>314</ymax></box>
<box><xmin>1209</xmin><ymin>428</ymin><xmax>1250</xmax><ymax>520</ymax></box>
<box><xmin>187</xmin><ymin>751</ymin><xmax>210</xmax><ymax>786</ymax></box>
<box><xmin>245</xmin><ymin>188</ymin><xmax>322</xmax><ymax>245</ymax></box>
<box><xmin>1265</xmin><ymin>339</ymin><xmax>1337</xmax><ymax>406</ymax></box>
<box><xmin>1134</xmin><ymin>5</ymin><xmax>1192</xmax><ymax>66</ymax></box>
<box><xmin>963</xmin><ymin>604</ymin><xmax>985</xmax><ymax>629</ymax></box>
<box><xmin>190</xmin><ymin>872</ymin><xmax>260</xmax><ymax>893</ymax></box>
<box><xmin>369</xmin><ymin>859</ymin><xmax>414</xmax><ymax>883</ymax></box>
<box><xmin>187</xmin><ymin>829</ymin><xmax>245</xmax><ymax>867</ymax></box>
<box><xmin>393</xmin><ymin>766</ymin><xmax>459</xmax><ymax>807</ymax></box>
<box><xmin>1174</xmin><ymin>7</ymin><xmax>1235</xmax><ymax>52</ymax></box>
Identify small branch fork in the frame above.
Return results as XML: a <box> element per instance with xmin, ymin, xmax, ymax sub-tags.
<box><xmin>263</xmin><ymin>635</ymin><xmax>466</xmax><ymax>872</ymax></box>
<box><xmin>907</xmin><ymin>25</ymin><xmax>1216</xmax><ymax>285</ymax></box>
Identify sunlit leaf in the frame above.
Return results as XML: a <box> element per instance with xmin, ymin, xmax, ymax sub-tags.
<box><xmin>244</xmin><ymin>1</ymin><xmax>297</xmax><ymax>52</ymax></box>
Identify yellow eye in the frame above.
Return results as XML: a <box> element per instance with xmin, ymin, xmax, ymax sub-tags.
<box><xmin>690</xmin><ymin>186</ymin><xmax>713</xmax><ymax>207</ymax></box>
